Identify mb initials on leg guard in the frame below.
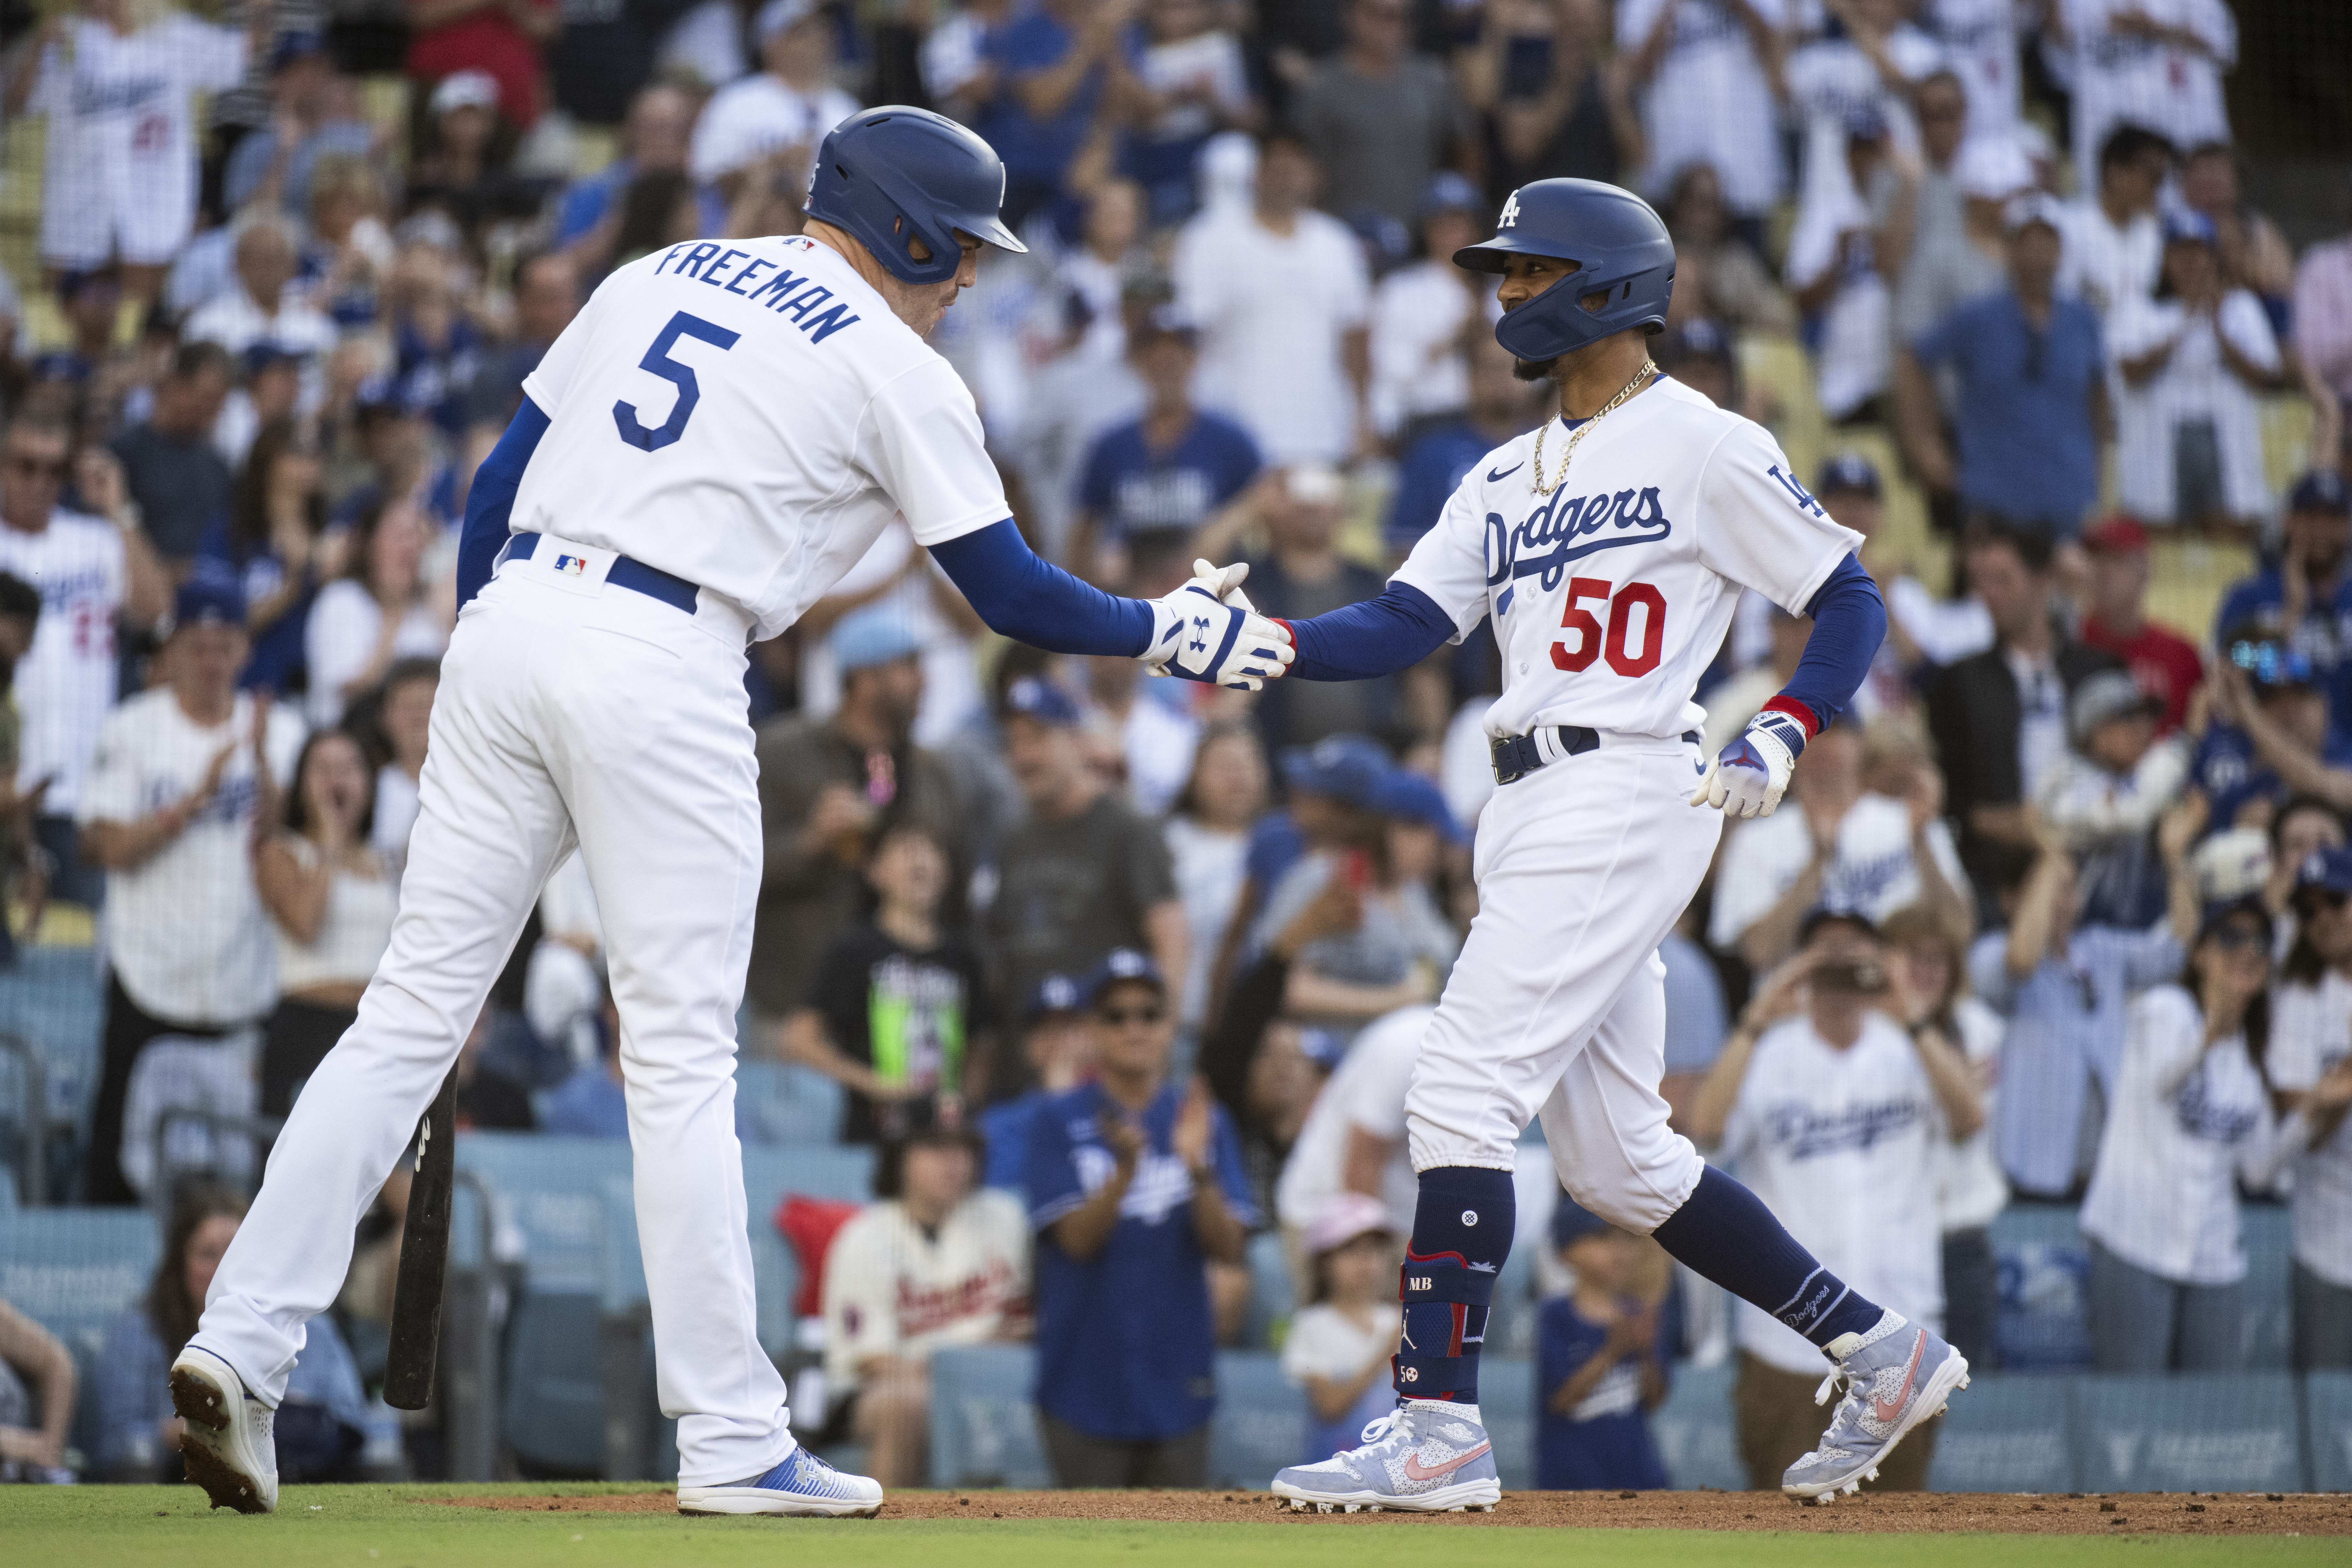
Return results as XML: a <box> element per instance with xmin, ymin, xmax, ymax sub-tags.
<box><xmin>1394</xmin><ymin>1167</ymin><xmax>1514</xmax><ymax>1405</ymax></box>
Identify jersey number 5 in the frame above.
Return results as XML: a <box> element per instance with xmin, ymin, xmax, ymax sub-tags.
<box><xmin>613</xmin><ymin>311</ymin><xmax>742</xmax><ymax>453</ymax></box>
<box><xmin>1551</xmin><ymin>578</ymin><xmax>1665</xmax><ymax>677</ymax></box>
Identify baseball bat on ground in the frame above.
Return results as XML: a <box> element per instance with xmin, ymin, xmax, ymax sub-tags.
<box><xmin>384</xmin><ymin>1064</ymin><xmax>460</xmax><ymax>1411</ymax></box>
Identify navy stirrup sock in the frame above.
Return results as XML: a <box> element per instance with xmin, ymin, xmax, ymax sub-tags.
<box><xmin>1394</xmin><ymin>1166</ymin><xmax>1515</xmax><ymax>1406</ymax></box>
<box><xmin>1651</xmin><ymin>1165</ymin><xmax>1883</xmax><ymax>1349</ymax></box>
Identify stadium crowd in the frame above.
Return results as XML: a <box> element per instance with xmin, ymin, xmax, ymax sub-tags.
<box><xmin>2</xmin><ymin>0</ymin><xmax>2351</xmax><ymax>1498</ymax></box>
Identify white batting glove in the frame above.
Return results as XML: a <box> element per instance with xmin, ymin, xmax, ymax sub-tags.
<box><xmin>1141</xmin><ymin>578</ymin><xmax>1294</xmax><ymax>692</ymax></box>
<box><xmin>1191</xmin><ymin>557</ymin><xmax>1254</xmax><ymax>608</ymax></box>
<box><xmin>1689</xmin><ymin>710</ymin><xmax>1808</xmax><ymax>819</ymax></box>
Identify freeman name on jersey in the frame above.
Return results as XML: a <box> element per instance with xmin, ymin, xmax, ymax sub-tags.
<box><xmin>650</xmin><ymin>242</ymin><xmax>864</xmax><ymax>344</ymax></box>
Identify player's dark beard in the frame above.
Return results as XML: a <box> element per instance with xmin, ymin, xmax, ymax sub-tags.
<box><xmin>1510</xmin><ymin>356</ymin><xmax>1558</xmax><ymax>383</ymax></box>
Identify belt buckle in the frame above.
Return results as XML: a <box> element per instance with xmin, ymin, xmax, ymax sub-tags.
<box><xmin>1490</xmin><ymin>733</ymin><xmax>1533</xmax><ymax>786</ymax></box>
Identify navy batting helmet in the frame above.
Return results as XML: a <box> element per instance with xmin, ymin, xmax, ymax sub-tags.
<box><xmin>1454</xmin><ymin>178</ymin><xmax>1674</xmax><ymax>362</ymax></box>
<box><xmin>804</xmin><ymin>106</ymin><xmax>1027</xmax><ymax>286</ymax></box>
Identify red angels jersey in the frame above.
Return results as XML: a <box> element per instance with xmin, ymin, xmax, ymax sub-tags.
<box><xmin>1391</xmin><ymin>376</ymin><xmax>1863</xmax><ymax>741</ymax></box>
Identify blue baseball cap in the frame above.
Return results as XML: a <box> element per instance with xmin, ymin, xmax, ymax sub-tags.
<box><xmin>1550</xmin><ymin>1194</ymin><xmax>1610</xmax><ymax>1250</ymax></box>
<box><xmin>242</xmin><ymin>341</ymin><xmax>301</xmax><ymax>380</ymax></box>
<box><xmin>1296</xmin><ymin>1026</ymin><xmax>1347</xmax><ymax>1071</ymax></box>
<box><xmin>1420</xmin><ymin>171</ymin><xmax>1482</xmax><ymax>219</ymax></box>
<box><xmin>832</xmin><ymin>606</ymin><xmax>924</xmax><ymax>673</ymax></box>
<box><xmin>172</xmin><ymin>574</ymin><xmax>247</xmax><ymax>632</ymax></box>
<box><xmin>2295</xmin><ymin>846</ymin><xmax>2352</xmax><ymax>901</ymax></box>
<box><xmin>1024</xmin><ymin>972</ymin><xmax>1083</xmax><ymax>1023</ymax></box>
<box><xmin>1817</xmin><ymin>452</ymin><xmax>1881</xmax><ymax>498</ymax></box>
<box><xmin>269</xmin><ymin>30</ymin><xmax>327</xmax><ymax>73</ymax></box>
<box><xmin>1372</xmin><ymin>768</ymin><xmax>1468</xmax><ymax>845</ymax></box>
<box><xmin>1004</xmin><ymin>675</ymin><xmax>1081</xmax><ymax>729</ymax></box>
<box><xmin>2161</xmin><ymin>207</ymin><xmax>2219</xmax><ymax>247</ymax></box>
<box><xmin>2288</xmin><ymin>469</ymin><xmax>2350</xmax><ymax>517</ymax></box>
<box><xmin>2195</xmin><ymin>894</ymin><xmax>2273</xmax><ymax>948</ymax></box>
<box><xmin>1080</xmin><ymin>948</ymin><xmax>1165</xmax><ymax>1008</ymax></box>
<box><xmin>1279</xmin><ymin>733</ymin><xmax>1391</xmax><ymax>808</ymax></box>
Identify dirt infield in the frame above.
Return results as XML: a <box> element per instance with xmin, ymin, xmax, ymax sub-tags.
<box><xmin>438</xmin><ymin>1488</ymin><xmax>2351</xmax><ymax>1534</ymax></box>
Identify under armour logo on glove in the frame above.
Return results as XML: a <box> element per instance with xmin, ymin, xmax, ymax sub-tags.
<box><xmin>1141</xmin><ymin>565</ymin><xmax>1295</xmax><ymax>692</ymax></box>
<box><xmin>1689</xmin><ymin>707</ymin><xmax>1809</xmax><ymax>819</ymax></box>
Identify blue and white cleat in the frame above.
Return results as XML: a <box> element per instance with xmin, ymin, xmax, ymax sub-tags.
<box><xmin>1782</xmin><ymin>1312</ymin><xmax>1970</xmax><ymax>1502</ymax></box>
<box><xmin>169</xmin><ymin>1346</ymin><xmax>279</xmax><ymax>1514</ymax></box>
<box><xmin>676</xmin><ymin>1445</ymin><xmax>884</xmax><ymax>1517</ymax></box>
<box><xmin>1270</xmin><ymin>1400</ymin><xmax>1501</xmax><ymax>1513</ymax></box>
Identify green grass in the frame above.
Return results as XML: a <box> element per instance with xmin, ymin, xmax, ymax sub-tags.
<box><xmin>0</xmin><ymin>1484</ymin><xmax>2331</xmax><ymax>1568</ymax></box>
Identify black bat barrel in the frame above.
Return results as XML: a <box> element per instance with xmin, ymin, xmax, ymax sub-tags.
<box><xmin>384</xmin><ymin>1065</ymin><xmax>460</xmax><ymax>1411</ymax></box>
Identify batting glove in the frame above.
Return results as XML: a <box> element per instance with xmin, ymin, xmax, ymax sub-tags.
<box><xmin>1690</xmin><ymin>709</ymin><xmax>1808</xmax><ymax>819</ymax></box>
<box><xmin>1141</xmin><ymin>575</ymin><xmax>1294</xmax><ymax>692</ymax></box>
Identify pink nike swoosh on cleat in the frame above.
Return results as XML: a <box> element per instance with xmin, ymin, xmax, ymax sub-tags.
<box><xmin>1872</xmin><ymin>1331</ymin><xmax>1928</xmax><ymax>1427</ymax></box>
<box><xmin>1401</xmin><ymin>1443</ymin><xmax>1491</xmax><ymax>1482</ymax></box>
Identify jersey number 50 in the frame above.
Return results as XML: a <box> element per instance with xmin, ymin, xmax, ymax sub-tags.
<box><xmin>614</xmin><ymin>311</ymin><xmax>742</xmax><ymax>452</ymax></box>
<box><xmin>1552</xmin><ymin>578</ymin><xmax>1665</xmax><ymax>677</ymax></box>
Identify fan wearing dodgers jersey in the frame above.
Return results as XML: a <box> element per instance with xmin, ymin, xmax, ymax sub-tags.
<box><xmin>1240</xmin><ymin>178</ymin><xmax>1972</xmax><ymax>1512</ymax></box>
<box><xmin>162</xmin><ymin>107</ymin><xmax>1295</xmax><ymax>1522</ymax></box>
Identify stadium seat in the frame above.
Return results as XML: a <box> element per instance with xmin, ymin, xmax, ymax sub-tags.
<box><xmin>0</xmin><ymin>946</ymin><xmax>107</xmax><ymax>1181</ymax></box>
<box><xmin>1475</xmin><ymin>1355</ymin><xmax>1536</xmax><ymax>1491</ymax></box>
<box><xmin>733</xmin><ymin>1058</ymin><xmax>846</xmax><ymax>1147</ymax></box>
<box><xmin>1990</xmin><ymin>1203</ymin><xmax>2092</xmax><ymax>1371</ymax></box>
<box><xmin>927</xmin><ymin>1344</ymin><xmax>1049</xmax><ymax>1488</ymax></box>
<box><xmin>0</xmin><ymin>1165</ymin><xmax>15</xmax><ymax>1213</ymax></box>
<box><xmin>1649</xmin><ymin>1358</ymin><xmax>1745</xmax><ymax>1491</ymax></box>
<box><xmin>0</xmin><ymin>1206</ymin><xmax>160</xmax><ymax>1463</ymax></box>
<box><xmin>1926</xmin><ymin>1374</ymin><xmax>2081</xmax><ymax>1493</ymax></box>
<box><xmin>2241</xmin><ymin>1203</ymin><xmax>2293</xmax><ymax>1371</ymax></box>
<box><xmin>739</xmin><ymin>1144</ymin><xmax>876</xmax><ymax>1359</ymax></box>
<box><xmin>2073</xmin><ymin>1374</ymin><xmax>2306</xmax><ymax>1494</ymax></box>
<box><xmin>2305</xmin><ymin>1372</ymin><xmax>2352</xmax><ymax>1493</ymax></box>
<box><xmin>1238</xmin><ymin>1229</ymin><xmax>1293</xmax><ymax>1352</ymax></box>
<box><xmin>1209</xmin><ymin>1350</ymin><xmax>1309</xmax><ymax>1486</ymax></box>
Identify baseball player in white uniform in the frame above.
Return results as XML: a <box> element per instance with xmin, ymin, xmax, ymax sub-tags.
<box><xmin>1248</xmin><ymin>178</ymin><xmax>1970</xmax><ymax>1512</ymax></box>
<box><xmin>167</xmin><ymin>107</ymin><xmax>1292</xmax><ymax>1518</ymax></box>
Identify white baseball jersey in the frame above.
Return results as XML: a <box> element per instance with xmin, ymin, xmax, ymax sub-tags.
<box><xmin>687</xmin><ymin>75</ymin><xmax>861</xmax><ymax>183</ymax></box>
<box><xmin>514</xmin><ymin>234</ymin><xmax>1009</xmax><ymax>639</ymax></box>
<box><xmin>1617</xmin><ymin>0</ymin><xmax>1790</xmax><ymax>216</ymax></box>
<box><xmin>76</xmin><ymin>689</ymin><xmax>305</xmax><ymax>1026</ymax></box>
<box><xmin>0</xmin><ymin>510</ymin><xmax>124</xmax><ymax>813</ymax></box>
<box><xmin>29</xmin><ymin>17</ymin><xmax>247</xmax><ymax>268</ymax></box>
<box><xmin>1391</xmin><ymin>377</ymin><xmax>1862</xmax><ymax>742</ymax></box>
<box><xmin>820</xmin><ymin>1189</ymin><xmax>1029</xmax><ymax>1395</ymax></box>
<box><xmin>1720</xmin><ymin>1012</ymin><xmax>1945</xmax><ymax>1376</ymax></box>
<box><xmin>2061</xmin><ymin>0</ymin><xmax>2234</xmax><ymax>193</ymax></box>
<box><xmin>2264</xmin><ymin>973</ymin><xmax>2352</xmax><ymax>1288</ymax></box>
<box><xmin>1708</xmin><ymin>793</ymin><xmax>1967</xmax><ymax>952</ymax></box>
<box><xmin>1277</xmin><ymin>1004</ymin><xmax>1433</xmax><ymax>1239</ymax></box>
<box><xmin>1920</xmin><ymin>0</ymin><xmax>2025</xmax><ymax>142</ymax></box>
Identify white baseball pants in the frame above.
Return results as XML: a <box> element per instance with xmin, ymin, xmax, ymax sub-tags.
<box><xmin>1406</xmin><ymin>733</ymin><xmax>1721</xmax><ymax>1234</ymax></box>
<box><xmin>193</xmin><ymin>541</ymin><xmax>794</xmax><ymax>1485</ymax></box>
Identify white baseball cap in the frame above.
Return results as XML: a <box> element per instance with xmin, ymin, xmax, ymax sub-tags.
<box><xmin>1305</xmin><ymin>1192</ymin><xmax>1395</xmax><ymax>1257</ymax></box>
<box><xmin>1958</xmin><ymin>137</ymin><xmax>2033</xmax><ymax>203</ymax></box>
<box><xmin>756</xmin><ymin>0</ymin><xmax>817</xmax><ymax>43</ymax></box>
<box><xmin>429</xmin><ymin>69</ymin><xmax>499</xmax><ymax>118</ymax></box>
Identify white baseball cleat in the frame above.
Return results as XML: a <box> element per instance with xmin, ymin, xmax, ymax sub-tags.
<box><xmin>1270</xmin><ymin>1400</ymin><xmax>1501</xmax><ymax>1513</ymax></box>
<box><xmin>676</xmin><ymin>1446</ymin><xmax>884</xmax><ymax>1517</ymax></box>
<box><xmin>1782</xmin><ymin>1312</ymin><xmax>1969</xmax><ymax>1501</ymax></box>
<box><xmin>169</xmin><ymin>1345</ymin><xmax>279</xmax><ymax>1514</ymax></box>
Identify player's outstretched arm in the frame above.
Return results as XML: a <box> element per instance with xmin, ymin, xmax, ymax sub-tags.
<box><xmin>455</xmin><ymin>397</ymin><xmax>551</xmax><ymax>612</ymax></box>
<box><xmin>1692</xmin><ymin>554</ymin><xmax>1886</xmax><ymax>818</ymax></box>
<box><xmin>1267</xmin><ymin>580</ymin><xmax>1460</xmax><ymax>681</ymax></box>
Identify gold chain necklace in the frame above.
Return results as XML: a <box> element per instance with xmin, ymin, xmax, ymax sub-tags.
<box><xmin>1529</xmin><ymin>359</ymin><xmax>1659</xmax><ymax>496</ymax></box>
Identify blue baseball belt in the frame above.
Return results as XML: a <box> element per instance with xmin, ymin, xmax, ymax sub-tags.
<box><xmin>1491</xmin><ymin>726</ymin><xmax>1703</xmax><ymax>786</ymax></box>
<box><xmin>496</xmin><ymin>532</ymin><xmax>700</xmax><ymax>614</ymax></box>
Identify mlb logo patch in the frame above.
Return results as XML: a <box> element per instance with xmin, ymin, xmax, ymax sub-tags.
<box><xmin>553</xmin><ymin>554</ymin><xmax>588</xmax><ymax>577</ymax></box>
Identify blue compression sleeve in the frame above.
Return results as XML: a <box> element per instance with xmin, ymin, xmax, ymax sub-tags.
<box><xmin>929</xmin><ymin>518</ymin><xmax>1155</xmax><ymax>657</ymax></box>
<box><xmin>1282</xmin><ymin>580</ymin><xmax>1458</xmax><ymax>680</ymax></box>
<box><xmin>456</xmin><ymin>397</ymin><xmax>550</xmax><ymax>612</ymax></box>
<box><xmin>1773</xmin><ymin>553</ymin><xmax>1886</xmax><ymax>735</ymax></box>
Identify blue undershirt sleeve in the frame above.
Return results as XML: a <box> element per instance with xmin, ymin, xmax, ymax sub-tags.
<box><xmin>1778</xmin><ymin>553</ymin><xmax>1887</xmax><ymax>734</ymax></box>
<box><xmin>456</xmin><ymin>396</ymin><xmax>550</xmax><ymax>612</ymax></box>
<box><xmin>929</xmin><ymin>518</ymin><xmax>1155</xmax><ymax>656</ymax></box>
<box><xmin>1284</xmin><ymin>580</ymin><xmax>1459</xmax><ymax>681</ymax></box>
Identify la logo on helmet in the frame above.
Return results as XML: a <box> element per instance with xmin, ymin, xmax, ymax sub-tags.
<box><xmin>1499</xmin><ymin>192</ymin><xmax>1521</xmax><ymax>227</ymax></box>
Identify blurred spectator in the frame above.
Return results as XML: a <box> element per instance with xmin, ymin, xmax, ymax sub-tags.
<box><xmin>1463</xmin><ymin>0</ymin><xmax>1638</xmax><ymax>202</ymax></box>
<box><xmin>1889</xmin><ymin>78</ymin><xmax>2002</xmax><ymax>353</ymax></box>
<box><xmin>788</xmin><ymin>822</ymin><xmax>992</xmax><ymax>1141</ymax></box>
<box><xmin>555</xmin><ymin>83</ymin><xmax>718</xmax><ymax>254</ymax></box>
<box><xmin>381</xmin><ymin>239</ymin><xmax>485</xmax><ymax>442</ymax></box>
<box><xmin>1242</xmin><ymin>467</ymin><xmax>1393</xmax><ymax>752</ymax></box>
<box><xmin>305</xmin><ymin>499</ymin><xmax>450</xmax><ymax>729</ymax></box>
<box><xmin>405</xmin><ymin>70</ymin><xmax>518</xmax><ymax>233</ymax></box>
<box><xmin>256</xmin><ymin>731</ymin><xmax>396</xmax><ymax>1117</ymax></box>
<box><xmin>1164</xmin><ymin>723</ymin><xmax>1268</xmax><ymax>1035</ymax></box>
<box><xmin>688</xmin><ymin>0</ymin><xmax>860</xmax><ymax>191</ymax></box>
<box><xmin>1658</xmin><ymin>913</ymin><xmax>1730</xmax><ymax>1127</ymax></box>
<box><xmin>1208</xmin><ymin>732</ymin><xmax>1391</xmax><ymax>995</ymax></box>
<box><xmin>200</xmin><ymin>416</ymin><xmax>335</xmax><ymax>698</ymax></box>
<box><xmin>979</xmin><ymin>974</ymin><xmax>1098</xmax><ymax>1188</ymax></box>
<box><xmin>541</xmin><ymin>991</ymin><xmax>630</xmax><ymax>1136</ymax></box>
<box><xmin>369</xmin><ymin>658</ymin><xmax>440</xmax><ymax>868</ymax></box>
<box><xmin>750</xmin><ymin>613</ymin><xmax>964</xmax><ymax>1025</ymax></box>
<box><xmin>4</xmin><ymin>0</ymin><xmax>259</xmax><ymax>306</ymax></box>
<box><xmin>1689</xmin><ymin>911</ymin><xmax>1981</xmax><ymax>1492</ymax></box>
<box><xmin>1367</xmin><ymin>174</ymin><xmax>1487</xmax><ymax>446</ymax></box>
<box><xmin>2035</xmin><ymin>670</ymin><xmax>2190</xmax><ymax>928</ymax></box>
<box><xmin>2270</xmin><ymin>848</ymin><xmax>2352</xmax><ymax>1370</ymax></box>
<box><xmin>1121</xmin><ymin>0</ymin><xmax>1253</xmax><ymax>225</ymax></box>
<box><xmin>1786</xmin><ymin>107</ymin><xmax>1899</xmax><ymax>426</ymax></box>
<box><xmin>0</xmin><ymin>572</ymin><xmax>45</xmax><ymax>963</ymax></box>
<box><xmin>2212</xmin><ymin>471</ymin><xmax>2352</xmax><ymax>738</ymax></box>
<box><xmin>824</xmin><ymin>1115</ymin><xmax>1029</xmax><ymax>1490</ymax></box>
<box><xmin>1081</xmin><ymin>652</ymin><xmax>1201</xmax><ymax>818</ymax></box>
<box><xmin>109</xmin><ymin>342</ymin><xmax>234</xmax><ymax>573</ymax></box>
<box><xmin>221</xmin><ymin>33</ymin><xmax>377</xmax><ymax>219</ymax></box>
<box><xmin>1291</xmin><ymin>0</ymin><xmax>1473</xmax><ymax>228</ymax></box>
<box><xmin>1280</xmin><ymin>1192</ymin><xmax>1400</xmax><ymax>1464</ymax></box>
<box><xmin>1025</xmin><ymin>951</ymin><xmax>1253</xmax><ymax>1487</ymax></box>
<box><xmin>2178</xmin><ymin>143</ymin><xmax>2295</xmax><ymax>331</ymax></box>
<box><xmin>1537</xmin><ymin>1198</ymin><xmax>1670</xmax><ymax>1491</ymax></box>
<box><xmin>1387</xmin><ymin>331</ymin><xmax>1543</xmax><ymax>560</ymax></box>
<box><xmin>1068</xmin><ymin>309</ymin><xmax>1263</xmax><ymax>585</ymax></box>
<box><xmin>183</xmin><ymin>219</ymin><xmax>339</xmax><ymax>364</ymax></box>
<box><xmin>2080</xmin><ymin>894</ymin><xmax>2277</xmax><ymax>1372</ymax></box>
<box><xmin>0</xmin><ymin>414</ymin><xmax>168</xmax><ymax>907</ymax></box>
<box><xmin>95</xmin><ymin>1183</ymin><xmax>371</xmax><ymax>1482</ymax></box>
<box><xmin>1661</xmin><ymin>163</ymin><xmax>1796</xmax><ymax>337</ymax></box>
<box><xmin>1047</xmin><ymin>178</ymin><xmax>1146</xmax><ymax>367</ymax></box>
<box><xmin>1619</xmin><ymin>0</ymin><xmax>1786</xmax><ymax>237</ymax></box>
<box><xmin>2261</xmin><ymin>798</ymin><xmax>2342</xmax><ymax>920</ymax></box>
<box><xmin>452</xmin><ymin>1004</ymin><xmax>538</xmax><ymax>1130</ymax></box>
<box><xmin>798</xmin><ymin>528</ymin><xmax>987</xmax><ymax>747</ymax></box>
<box><xmin>406</xmin><ymin>0</ymin><xmax>559</xmax><ymax>132</ymax></box>
<box><xmin>2077</xmin><ymin>516</ymin><xmax>2201</xmax><ymax>733</ymax></box>
<box><xmin>979</xmin><ymin>0</ymin><xmax>1134</xmax><ymax>230</ymax></box>
<box><xmin>1899</xmin><ymin>199</ymin><xmax>2105</xmax><ymax>539</ymax></box>
<box><xmin>1709</xmin><ymin>721</ymin><xmax>1969</xmax><ymax>972</ymax></box>
<box><xmin>79</xmin><ymin>579</ymin><xmax>303</xmax><ymax>1203</ymax></box>
<box><xmin>922</xmin><ymin>0</ymin><xmax>1016</xmax><ymax>125</ymax></box>
<box><xmin>1813</xmin><ymin>454</ymin><xmax>1971</xmax><ymax>700</ymax></box>
<box><xmin>2057</xmin><ymin>124</ymin><xmax>2170</xmax><ymax>323</ymax></box>
<box><xmin>33</xmin><ymin>263</ymin><xmax>127</xmax><ymax>396</ymax></box>
<box><xmin>2056</xmin><ymin>0</ymin><xmax>2233</xmax><ymax>200</ymax></box>
<box><xmin>2112</xmin><ymin>212</ymin><xmax>2283</xmax><ymax>533</ymax></box>
<box><xmin>1925</xmin><ymin>523</ymin><xmax>2119</xmax><ymax>901</ymax></box>
<box><xmin>988</xmin><ymin>677</ymin><xmax>1185</xmax><ymax>1052</ymax></box>
<box><xmin>465</xmin><ymin>250</ymin><xmax>583</xmax><ymax>437</ymax></box>
<box><xmin>2194</xmin><ymin>635</ymin><xmax>2351</xmax><ymax>833</ymax></box>
<box><xmin>0</xmin><ymin>1296</ymin><xmax>73</xmax><ymax>1482</ymax></box>
<box><xmin>2292</xmin><ymin>179</ymin><xmax>2352</xmax><ymax>446</ymax></box>
<box><xmin>1918</xmin><ymin>0</ymin><xmax>2022</xmax><ymax>146</ymax></box>
<box><xmin>1276</xmin><ymin>1003</ymin><xmax>1429</xmax><ymax>1243</ymax></box>
<box><xmin>1174</xmin><ymin>131</ymin><xmax>1372</xmax><ymax>466</ymax></box>
<box><xmin>217</xmin><ymin>343</ymin><xmax>305</xmax><ymax>472</ymax></box>
<box><xmin>1882</xmin><ymin>903</ymin><xmax>2006</xmax><ymax>1371</ymax></box>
